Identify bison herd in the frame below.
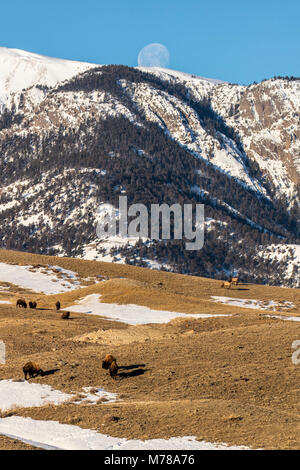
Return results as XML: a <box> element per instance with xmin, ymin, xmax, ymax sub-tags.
<box><xmin>19</xmin><ymin>277</ymin><xmax>241</xmax><ymax>384</ymax></box>
<box><xmin>19</xmin><ymin>300</ymin><xmax>119</xmax><ymax>381</ymax></box>
<box><xmin>23</xmin><ymin>353</ymin><xmax>118</xmax><ymax>381</ymax></box>
<box><xmin>16</xmin><ymin>298</ymin><xmax>69</xmax><ymax>319</ymax></box>
<box><xmin>16</xmin><ymin>299</ymin><xmax>37</xmax><ymax>309</ymax></box>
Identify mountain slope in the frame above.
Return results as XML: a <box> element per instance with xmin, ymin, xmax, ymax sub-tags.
<box><xmin>0</xmin><ymin>49</ymin><xmax>299</xmax><ymax>286</ymax></box>
<box><xmin>0</xmin><ymin>46</ymin><xmax>95</xmax><ymax>107</ymax></box>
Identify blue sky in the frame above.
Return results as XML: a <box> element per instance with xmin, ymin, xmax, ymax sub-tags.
<box><xmin>0</xmin><ymin>0</ymin><xmax>299</xmax><ymax>84</ymax></box>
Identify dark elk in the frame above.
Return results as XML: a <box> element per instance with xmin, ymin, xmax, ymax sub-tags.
<box><xmin>61</xmin><ymin>312</ymin><xmax>70</xmax><ymax>319</ymax></box>
<box><xmin>23</xmin><ymin>361</ymin><xmax>44</xmax><ymax>380</ymax></box>
<box><xmin>56</xmin><ymin>301</ymin><xmax>61</xmax><ymax>311</ymax></box>
<box><xmin>29</xmin><ymin>301</ymin><xmax>37</xmax><ymax>309</ymax></box>
<box><xmin>16</xmin><ymin>299</ymin><xmax>27</xmax><ymax>308</ymax></box>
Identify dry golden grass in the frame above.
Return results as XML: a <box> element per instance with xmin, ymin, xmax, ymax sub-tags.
<box><xmin>0</xmin><ymin>249</ymin><xmax>299</xmax><ymax>449</ymax></box>
<box><xmin>0</xmin><ymin>249</ymin><xmax>298</xmax><ymax>316</ymax></box>
<box><xmin>0</xmin><ymin>435</ymin><xmax>41</xmax><ymax>450</ymax></box>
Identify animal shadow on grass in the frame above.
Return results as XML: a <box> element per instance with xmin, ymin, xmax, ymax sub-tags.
<box><xmin>118</xmin><ymin>364</ymin><xmax>146</xmax><ymax>371</ymax></box>
<box><xmin>118</xmin><ymin>364</ymin><xmax>148</xmax><ymax>379</ymax></box>
<box><xmin>42</xmin><ymin>368</ymin><xmax>60</xmax><ymax>377</ymax></box>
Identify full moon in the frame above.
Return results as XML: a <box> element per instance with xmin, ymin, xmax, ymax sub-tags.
<box><xmin>138</xmin><ymin>43</ymin><xmax>170</xmax><ymax>68</ymax></box>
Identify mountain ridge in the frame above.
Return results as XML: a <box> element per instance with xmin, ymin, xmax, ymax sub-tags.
<box><xmin>0</xmin><ymin>46</ymin><xmax>96</xmax><ymax>106</ymax></box>
<box><xmin>0</xmin><ymin>48</ymin><xmax>299</xmax><ymax>287</ymax></box>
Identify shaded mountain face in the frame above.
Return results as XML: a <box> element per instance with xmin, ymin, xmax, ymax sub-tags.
<box><xmin>0</xmin><ymin>50</ymin><xmax>299</xmax><ymax>286</ymax></box>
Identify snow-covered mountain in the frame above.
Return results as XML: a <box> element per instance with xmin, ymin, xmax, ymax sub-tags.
<box><xmin>1</xmin><ymin>47</ymin><xmax>298</xmax><ymax>199</ymax></box>
<box><xmin>0</xmin><ymin>47</ymin><xmax>299</xmax><ymax>286</ymax></box>
<box><xmin>0</xmin><ymin>46</ymin><xmax>95</xmax><ymax>107</ymax></box>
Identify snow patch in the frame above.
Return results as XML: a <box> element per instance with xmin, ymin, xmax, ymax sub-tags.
<box><xmin>0</xmin><ymin>263</ymin><xmax>80</xmax><ymax>294</ymax></box>
<box><xmin>211</xmin><ymin>296</ymin><xmax>294</xmax><ymax>311</ymax></box>
<box><xmin>0</xmin><ymin>46</ymin><xmax>96</xmax><ymax>105</ymax></box>
<box><xmin>0</xmin><ymin>380</ymin><xmax>72</xmax><ymax>411</ymax></box>
<box><xmin>0</xmin><ymin>380</ymin><xmax>116</xmax><ymax>411</ymax></box>
<box><xmin>0</xmin><ymin>416</ymin><xmax>251</xmax><ymax>450</ymax></box>
<box><xmin>65</xmin><ymin>294</ymin><xmax>231</xmax><ymax>325</ymax></box>
<box><xmin>265</xmin><ymin>314</ymin><xmax>300</xmax><ymax>322</ymax></box>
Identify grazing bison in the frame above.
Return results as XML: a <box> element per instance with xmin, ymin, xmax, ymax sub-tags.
<box><xmin>23</xmin><ymin>361</ymin><xmax>44</xmax><ymax>380</ymax></box>
<box><xmin>56</xmin><ymin>301</ymin><xmax>61</xmax><ymax>311</ymax></box>
<box><xmin>109</xmin><ymin>360</ymin><xmax>118</xmax><ymax>380</ymax></box>
<box><xmin>102</xmin><ymin>354</ymin><xmax>117</xmax><ymax>370</ymax></box>
<box><xmin>221</xmin><ymin>281</ymin><xmax>232</xmax><ymax>289</ymax></box>
<box><xmin>16</xmin><ymin>299</ymin><xmax>27</xmax><ymax>308</ymax></box>
<box><xmin>61</xmin><ymin>312</ymin><xmax>70</xmax><ymax>319</ymax></box>
<box><xmin>29</xmin><ymin>301</ymin><xmax>37</xmax><ymax>309</ymax></box>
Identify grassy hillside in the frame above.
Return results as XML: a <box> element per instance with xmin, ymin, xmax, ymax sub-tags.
<box><xmin>0</xmin><ymin>249</ymin><xmax>299</xmax><ymax>315</ymax></box>
<box><xmin>0</xmin><ymin>249</ymin><xmax>299</xmax><ymax>449</ymax></box>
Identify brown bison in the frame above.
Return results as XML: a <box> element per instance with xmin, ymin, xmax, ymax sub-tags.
<box><xmin>102</xmin><ymin>354</ymin><xmax>117</xmax><ymax>370</ymax></box>
<box><xmin>23</xmin><ymin>361</ymin><xmax>44</xmax><ymax>380</ymax></box>
<box><xmin>16</xmin><ymin>299</ymin><xmax>27</xmax><ymax>308</ymax></box>
<box><xmin>109</xmin><ymin>360</ymin><xmax>118</xmax><ymax>380</ymax></box>
<box><xmin>61</xmin><ymin>312</ymin><xmax>70</xmax><ymax>319</ymax></box>
<box><xmin>102</xmin><ymin>354</ymin><xmax>118</xmax><ymax>379</ymax></box>
<box><xmin>29</xmin><ymin>301</ymin><xmax>37</xmax><ymax>309</ymax></box>
<box><xmin>56</xmin><ymin>301</ymin><xmax>61</xmax><ymax>311</ymax></box>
